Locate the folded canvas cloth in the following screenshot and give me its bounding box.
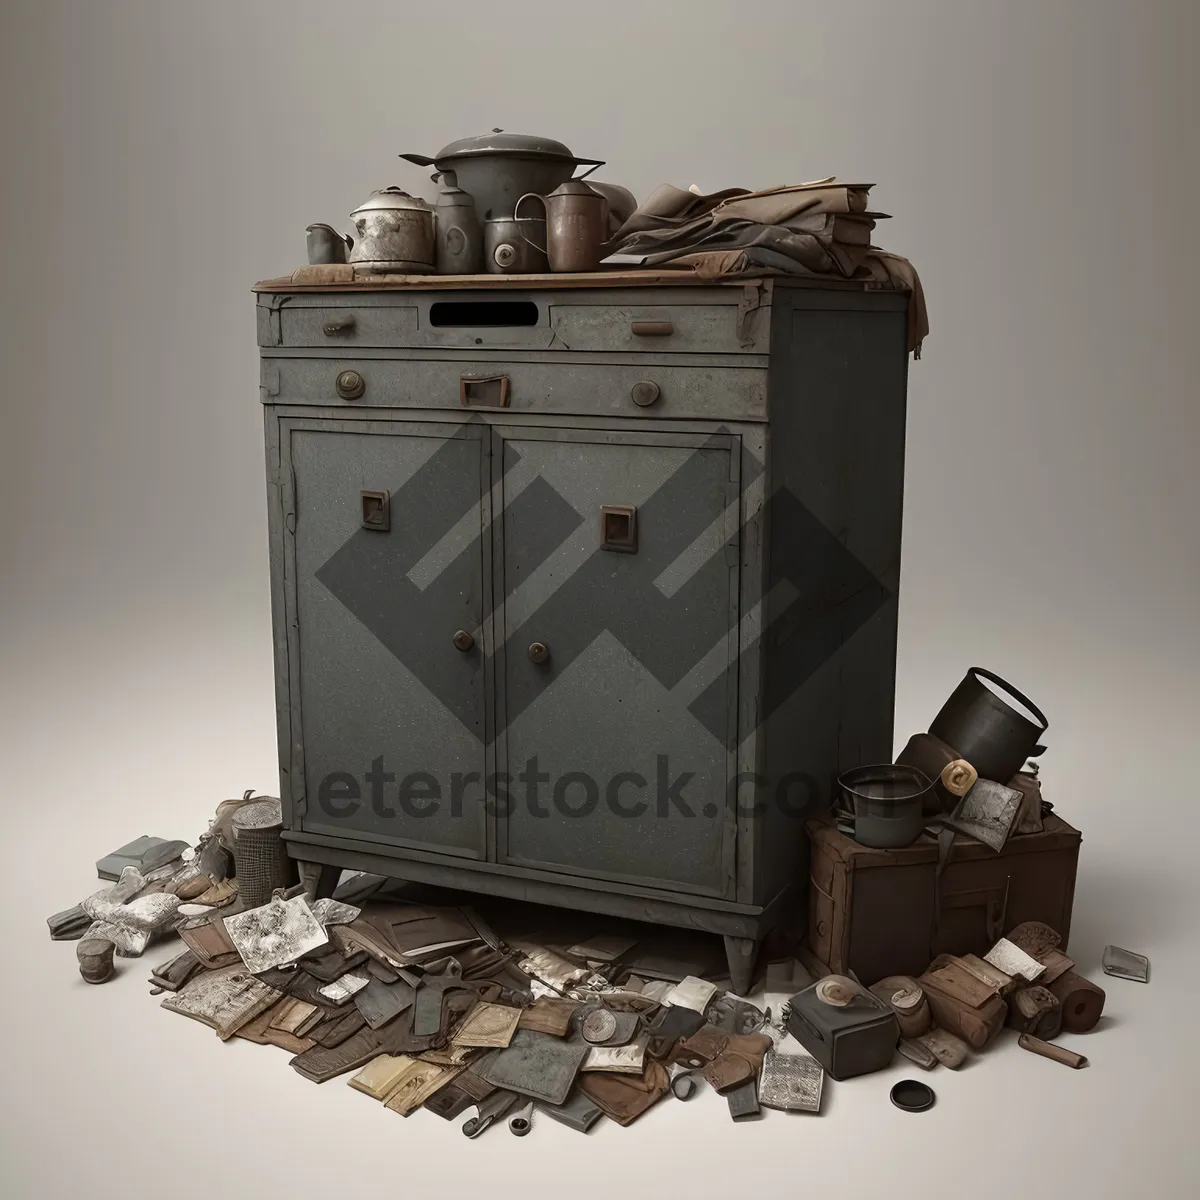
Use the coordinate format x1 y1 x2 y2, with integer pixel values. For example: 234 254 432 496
607 179 928 357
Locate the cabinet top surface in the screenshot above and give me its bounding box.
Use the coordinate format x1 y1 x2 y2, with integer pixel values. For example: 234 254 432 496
252 269 905 298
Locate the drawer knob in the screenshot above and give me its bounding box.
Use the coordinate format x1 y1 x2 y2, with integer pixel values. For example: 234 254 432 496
630 380 660 408
335 369 365 401
527 642 549 664
452 630 475 652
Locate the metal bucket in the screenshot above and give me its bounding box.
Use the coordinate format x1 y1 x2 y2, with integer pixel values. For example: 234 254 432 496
836 764 935 849
928 667 1048 783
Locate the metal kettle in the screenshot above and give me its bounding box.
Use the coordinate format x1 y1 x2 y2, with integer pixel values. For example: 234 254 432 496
434 170 482 275
514 180 609 272
348 187 436 273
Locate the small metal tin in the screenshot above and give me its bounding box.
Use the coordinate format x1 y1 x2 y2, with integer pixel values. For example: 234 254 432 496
890 1079 936 1113
1102 945 1150 983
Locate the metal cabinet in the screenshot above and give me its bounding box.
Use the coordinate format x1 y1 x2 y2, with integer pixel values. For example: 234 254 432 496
257 278 911 991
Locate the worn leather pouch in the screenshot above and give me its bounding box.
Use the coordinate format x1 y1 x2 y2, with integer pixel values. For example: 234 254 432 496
918 958 1007 1050
576 1059 670 1126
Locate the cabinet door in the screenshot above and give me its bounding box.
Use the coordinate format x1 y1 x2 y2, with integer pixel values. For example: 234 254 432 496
282 419 490 858
493 425 741 898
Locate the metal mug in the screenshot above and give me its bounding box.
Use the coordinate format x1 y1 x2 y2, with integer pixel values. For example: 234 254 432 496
484 216 548 274
514 180 608 272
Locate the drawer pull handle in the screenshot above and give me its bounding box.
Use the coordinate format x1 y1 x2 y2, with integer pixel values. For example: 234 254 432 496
630 380 660 408
360 490 389 531
336 369 366 401
460 374 510 408
528 642 549 664
631 320 674 337
323 315 357 336
452 630 475 652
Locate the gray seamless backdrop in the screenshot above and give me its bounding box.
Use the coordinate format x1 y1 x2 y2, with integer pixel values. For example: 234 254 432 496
1 2 1197 1198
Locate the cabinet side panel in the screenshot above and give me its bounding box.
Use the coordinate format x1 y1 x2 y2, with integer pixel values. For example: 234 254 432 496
757 295 909 905
263 407 294 822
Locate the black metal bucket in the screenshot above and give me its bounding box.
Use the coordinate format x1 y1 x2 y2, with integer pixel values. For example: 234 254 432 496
928 667 1048 783
836 764 936 849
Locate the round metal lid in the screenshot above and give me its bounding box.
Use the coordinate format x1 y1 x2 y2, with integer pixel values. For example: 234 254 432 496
232 798 283 831
351 187 432 214
434 130 577 161
582 1009 618 1044
890 1079 936 1113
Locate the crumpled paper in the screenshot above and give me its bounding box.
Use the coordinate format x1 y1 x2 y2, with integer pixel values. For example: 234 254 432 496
80 866 184 956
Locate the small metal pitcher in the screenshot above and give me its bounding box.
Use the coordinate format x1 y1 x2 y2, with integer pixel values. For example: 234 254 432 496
514 180 608 272
306 223 353 265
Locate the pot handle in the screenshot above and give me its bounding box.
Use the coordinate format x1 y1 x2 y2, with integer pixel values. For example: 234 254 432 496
513 193 548 254
399 152 436 166
570 158 606 181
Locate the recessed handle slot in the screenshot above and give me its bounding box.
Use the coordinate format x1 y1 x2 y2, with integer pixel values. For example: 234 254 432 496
631 320 674 337
460 375 510 408
601 505 638 554
430 301 539 327
360 490 390 531
323 315 357 336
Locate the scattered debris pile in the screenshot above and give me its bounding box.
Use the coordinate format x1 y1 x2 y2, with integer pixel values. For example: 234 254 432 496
47 789 1148 1134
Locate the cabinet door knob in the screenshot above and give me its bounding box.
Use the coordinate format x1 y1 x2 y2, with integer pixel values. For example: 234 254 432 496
453 630 475 652
335 369 365 400
527 642 549 664
630 380 660 408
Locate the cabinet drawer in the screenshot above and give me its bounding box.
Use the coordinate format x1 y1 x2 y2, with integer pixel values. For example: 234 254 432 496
278 304 419 346
263 356 767 421
549 303 768 354
258 288 771 355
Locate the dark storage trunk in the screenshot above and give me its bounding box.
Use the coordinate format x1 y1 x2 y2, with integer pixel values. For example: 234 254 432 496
806 815 1081 984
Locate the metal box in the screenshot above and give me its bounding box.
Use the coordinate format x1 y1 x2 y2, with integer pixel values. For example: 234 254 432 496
784 977 899 1080
255 274 911 991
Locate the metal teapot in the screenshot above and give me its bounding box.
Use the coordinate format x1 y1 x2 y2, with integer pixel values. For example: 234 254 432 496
514 180 609 272
349 187 436 274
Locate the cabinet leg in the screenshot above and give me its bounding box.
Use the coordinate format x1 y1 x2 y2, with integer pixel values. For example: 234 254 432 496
724 935 761 997
295 860 340 901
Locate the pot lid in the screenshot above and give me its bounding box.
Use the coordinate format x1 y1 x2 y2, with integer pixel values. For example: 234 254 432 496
432 130 578 161
352 187 432 214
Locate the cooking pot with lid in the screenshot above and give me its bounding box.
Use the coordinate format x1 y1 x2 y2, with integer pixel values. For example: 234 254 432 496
401 129 604 221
